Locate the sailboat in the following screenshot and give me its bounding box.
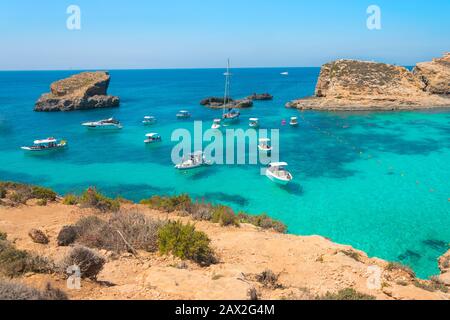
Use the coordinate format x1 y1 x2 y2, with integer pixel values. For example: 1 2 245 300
221 59 240 125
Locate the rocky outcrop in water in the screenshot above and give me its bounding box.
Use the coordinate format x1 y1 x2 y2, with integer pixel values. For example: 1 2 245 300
286 53 450 111
34 71 120 112
247 93 273 101
200 97 253 109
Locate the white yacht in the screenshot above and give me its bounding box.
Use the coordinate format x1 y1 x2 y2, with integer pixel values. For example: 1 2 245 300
176 110 191 119
221 59 240 124
175 151 212 170
249 118 259 128
258 138 272 152
290 116 299 127
281 72 289 76
211 119 221 130
265 162 293 185
21 138 67 153
144 133 162 144
143 116 156 125
82 118 123 130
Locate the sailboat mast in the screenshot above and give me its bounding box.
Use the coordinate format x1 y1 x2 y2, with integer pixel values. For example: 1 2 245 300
223 59 231 116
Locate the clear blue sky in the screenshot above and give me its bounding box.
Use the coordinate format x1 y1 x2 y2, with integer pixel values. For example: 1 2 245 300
1 0 449 70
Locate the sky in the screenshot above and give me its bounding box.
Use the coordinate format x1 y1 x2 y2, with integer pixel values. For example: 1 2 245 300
0 0 449 70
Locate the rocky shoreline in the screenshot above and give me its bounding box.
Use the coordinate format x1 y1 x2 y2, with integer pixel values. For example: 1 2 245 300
34 71 120 112
287 53 450 111
0 182 449 300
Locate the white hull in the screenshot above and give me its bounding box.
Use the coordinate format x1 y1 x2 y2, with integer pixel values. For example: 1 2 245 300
21 145 67 153
83 124 122 130
265 170 292 185
211 124 221 130
258 145 272 152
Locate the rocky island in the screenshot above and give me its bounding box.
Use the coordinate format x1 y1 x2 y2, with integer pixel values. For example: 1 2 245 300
200 93 272 109
286 53 450 111
34 71 120 112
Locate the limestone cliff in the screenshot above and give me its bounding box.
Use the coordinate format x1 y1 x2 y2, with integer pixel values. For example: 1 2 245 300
287 53 450 111
34 71 120 112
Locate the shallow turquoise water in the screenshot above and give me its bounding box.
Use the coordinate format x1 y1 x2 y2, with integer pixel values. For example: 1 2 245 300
0 69 449 278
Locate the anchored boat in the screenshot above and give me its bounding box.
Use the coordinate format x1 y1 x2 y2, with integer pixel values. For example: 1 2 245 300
221 59 240 125
290 116 299 127
249 118 259 128
143 116 157 125
176 110 191 119
175 151 212 170
144 133 162 144
82 118 123 130
21 138 67 153
211 119 221 130
258 138 272 153
265 162 293 185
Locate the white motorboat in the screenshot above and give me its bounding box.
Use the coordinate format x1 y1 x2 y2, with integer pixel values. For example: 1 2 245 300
258 138 272 152
21 138 67 153
265 162 293 185
249 118 259 128
175 151 212 170
281 72 289 76
82 118 123 130
176 110 191 119
144 133 162 144
290 116 299 127
211 119 221 130
143 116 157 125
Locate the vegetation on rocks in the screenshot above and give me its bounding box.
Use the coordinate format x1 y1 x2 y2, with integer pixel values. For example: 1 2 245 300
79 188 120 212
0 182 57 206
0 280 68 300
60 245 105 280
0 239 53 277
317 288 375 300
386 262 416 278
158 221 216 266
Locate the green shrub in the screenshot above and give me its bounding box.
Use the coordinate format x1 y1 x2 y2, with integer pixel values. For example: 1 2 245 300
158 221 215 266
0 187 6 199
237 212 287 233
79 188 120 212
0 231 6 241
31 186 57 201
0 240 53 277
211 205 239 227
36 199 47 206
141 194 192 213
386 262 416 278
63 194 79 205
317 288 375 300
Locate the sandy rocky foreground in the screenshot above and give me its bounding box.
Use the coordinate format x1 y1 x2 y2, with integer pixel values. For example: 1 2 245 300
0 201 449 300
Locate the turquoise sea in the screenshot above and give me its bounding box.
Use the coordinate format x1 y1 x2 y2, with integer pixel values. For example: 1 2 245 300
0 68 449 278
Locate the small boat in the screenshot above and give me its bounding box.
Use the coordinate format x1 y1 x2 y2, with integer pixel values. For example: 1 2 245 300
144 133 162 144
175 151 212 170
143 116 156 125
222 108 240 124
249 118 259 128
21 138 67 153
211 119 221 130
281 72 289 76
258 138 272 152
176 110 191 119
265 162 293 185
290 116 299 127
82 118 123 130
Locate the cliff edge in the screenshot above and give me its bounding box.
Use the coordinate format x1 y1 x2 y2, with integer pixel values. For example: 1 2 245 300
287 53 450 111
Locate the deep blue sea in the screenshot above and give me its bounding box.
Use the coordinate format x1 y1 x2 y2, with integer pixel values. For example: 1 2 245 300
0 68 449 278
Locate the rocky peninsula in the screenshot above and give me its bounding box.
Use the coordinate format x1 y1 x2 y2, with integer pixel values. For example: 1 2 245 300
0 182 449 300
287 53 450 111
200 93 272 109
34 71 120 112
